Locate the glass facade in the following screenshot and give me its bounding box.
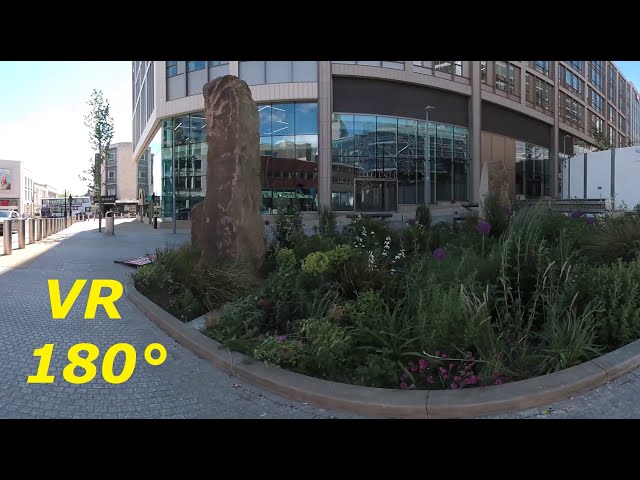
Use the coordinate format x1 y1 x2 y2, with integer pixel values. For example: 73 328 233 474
161 112 208 221
260 102 319 213
515 141 551 198
331 113 469 211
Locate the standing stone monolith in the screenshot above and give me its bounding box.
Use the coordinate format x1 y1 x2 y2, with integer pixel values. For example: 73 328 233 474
191 75 265 268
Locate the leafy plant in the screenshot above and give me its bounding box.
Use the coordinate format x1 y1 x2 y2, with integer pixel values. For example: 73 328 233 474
318 205 337 238
135 244 256 322
582 215 640 264
415 204 432 228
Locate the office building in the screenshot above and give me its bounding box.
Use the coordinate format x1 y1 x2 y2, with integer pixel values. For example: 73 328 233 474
131 61 640 219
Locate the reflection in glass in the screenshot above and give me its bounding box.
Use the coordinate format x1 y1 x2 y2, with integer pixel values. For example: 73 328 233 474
295 103 318 134
271 103 295 135
189 114 206 144
330 113 469 209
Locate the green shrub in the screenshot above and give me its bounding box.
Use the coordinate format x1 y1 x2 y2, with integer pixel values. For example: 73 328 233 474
582 215 640 264
318 205 337 238
134 244 256 322
416 204 432 227
301 251 331 274
253 335 304 367
274 205 303 248
326 244 354 267
204 294 266 350
298 317 353 378
574 260 640 348
353 349 402 388
343 215 392 249
288 231 336 262
482 191 509 237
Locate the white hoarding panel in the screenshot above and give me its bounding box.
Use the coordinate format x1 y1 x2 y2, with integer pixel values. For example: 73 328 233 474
568 155 584 199
586 149 611 199
614 147 640 210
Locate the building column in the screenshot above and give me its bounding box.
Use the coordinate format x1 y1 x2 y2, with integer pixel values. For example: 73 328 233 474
552 61 560 198
317 61 332 208
470 61 482 204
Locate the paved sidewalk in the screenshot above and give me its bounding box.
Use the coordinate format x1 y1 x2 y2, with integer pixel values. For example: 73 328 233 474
0 219 354 419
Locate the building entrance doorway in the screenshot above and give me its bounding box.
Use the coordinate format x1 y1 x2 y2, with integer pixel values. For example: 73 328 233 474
355 179 397 212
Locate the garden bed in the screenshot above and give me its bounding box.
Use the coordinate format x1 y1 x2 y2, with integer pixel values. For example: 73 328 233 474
134 196 640 392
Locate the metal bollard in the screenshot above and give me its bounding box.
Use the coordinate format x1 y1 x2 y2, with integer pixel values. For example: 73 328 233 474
17 219 25 249
153 216 158 229
28 219 35 244
37 219 42 241
3 219 11 255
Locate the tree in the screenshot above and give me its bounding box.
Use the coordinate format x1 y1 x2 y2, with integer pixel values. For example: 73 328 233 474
592 126 612 151
80 89 114 232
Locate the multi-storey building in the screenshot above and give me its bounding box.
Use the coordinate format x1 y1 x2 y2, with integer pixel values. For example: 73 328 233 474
131 61 640 220
0 159 34 215
99 142 138 215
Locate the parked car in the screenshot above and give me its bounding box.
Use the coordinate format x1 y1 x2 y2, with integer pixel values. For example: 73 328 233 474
0 210 20 236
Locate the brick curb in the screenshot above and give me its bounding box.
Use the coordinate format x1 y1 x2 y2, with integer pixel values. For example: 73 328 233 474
124 276 640 418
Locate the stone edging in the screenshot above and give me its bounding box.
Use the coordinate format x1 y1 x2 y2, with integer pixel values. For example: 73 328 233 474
124 276 640 418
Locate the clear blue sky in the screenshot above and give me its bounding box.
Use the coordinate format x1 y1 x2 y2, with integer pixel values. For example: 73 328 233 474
0 61 639 196
0 61 131 195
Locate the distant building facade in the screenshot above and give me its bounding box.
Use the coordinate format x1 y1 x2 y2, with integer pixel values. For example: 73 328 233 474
99 142 138 215
0 159 34 214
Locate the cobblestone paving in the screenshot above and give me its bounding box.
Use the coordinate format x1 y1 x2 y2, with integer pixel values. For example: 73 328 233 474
0 219 357 419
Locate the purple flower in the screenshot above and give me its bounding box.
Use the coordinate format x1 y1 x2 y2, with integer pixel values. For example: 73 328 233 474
454 376 461 382
570 211 585 219
442 373 449 380
495 379 503 385
418 359 428 371
469 375 478 385
426 376 434 384
441 353 448 359
264 220 270 226
450 383 458 390
585 216 595 225
476 221 491 236
432 248 446 260
408 218 417 226
278 335 287 343
400 382 408 389
401 373 408 382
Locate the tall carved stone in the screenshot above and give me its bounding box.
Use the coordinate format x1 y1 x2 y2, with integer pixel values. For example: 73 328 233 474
191 75 265 268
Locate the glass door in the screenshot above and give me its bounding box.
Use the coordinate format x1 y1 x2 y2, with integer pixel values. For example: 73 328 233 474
355 179 397 212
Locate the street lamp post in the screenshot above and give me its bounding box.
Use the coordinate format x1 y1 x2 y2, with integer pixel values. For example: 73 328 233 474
69 194 73 223
64 188 67 227
424 106 435 205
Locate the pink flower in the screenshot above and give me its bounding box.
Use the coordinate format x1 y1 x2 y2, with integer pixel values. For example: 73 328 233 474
435 351 441 357
278 335 287 342
410 365 418 372
454 376 461 382
470 375 478 385
450 384 458 390
427 376 434 384
495 379 503 385
418 359 427 371
400 382 408 389
439 367 447 374
442 374 449 380
441 353 448 359
401 373 408 382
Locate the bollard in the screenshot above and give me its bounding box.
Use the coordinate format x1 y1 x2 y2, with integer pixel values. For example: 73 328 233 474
17 219 25 249
153 216 158 229
105 215 115 235
43 219 47 238
37 218 42 241
3 219 12 255
29 219 35 244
